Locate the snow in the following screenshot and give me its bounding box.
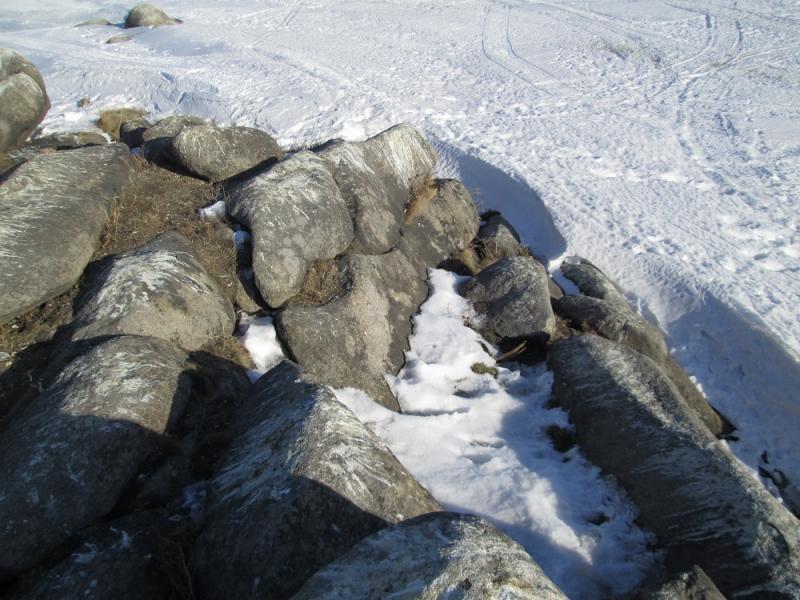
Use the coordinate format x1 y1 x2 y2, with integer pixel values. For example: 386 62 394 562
336 269 657 600
198 199 225 220
236 313 284 382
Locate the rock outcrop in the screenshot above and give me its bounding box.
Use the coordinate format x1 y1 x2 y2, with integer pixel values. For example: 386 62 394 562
0 144 134 325
0 49 50 154
192 361 440 599
124 3 178 28
0 336 190 573
141 115 205 164
291 513 568 600
70 231 235 350
548 335 800 598
170 124 283 182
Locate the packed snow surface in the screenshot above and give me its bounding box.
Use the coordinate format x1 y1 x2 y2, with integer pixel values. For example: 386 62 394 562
336 269 657 599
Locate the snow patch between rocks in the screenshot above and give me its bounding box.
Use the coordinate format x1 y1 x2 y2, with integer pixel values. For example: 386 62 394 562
237 313 284 382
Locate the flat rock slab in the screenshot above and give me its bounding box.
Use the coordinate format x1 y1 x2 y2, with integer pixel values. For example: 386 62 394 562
141 115 205 164
26 131 108 150
291 512 567 600
0 144 135 325
317 123 436 254
0 49 50 154
192 361 439 599
460 256 556 343
277 250 427 410
548 335 800 598
0 335 190 573
170 124 283 182
226 151 354 307
397 179 479 270
70 231 235 350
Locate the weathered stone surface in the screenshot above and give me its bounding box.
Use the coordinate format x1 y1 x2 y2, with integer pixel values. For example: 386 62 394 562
141 115 205 163
0 144 134 325
292 512 567 600
119 117 151 148
317 123 436 254
0 335 190 573
0 49 50 154
7 513 170 600
70 231 235 350
170 124 283 182
26 130 107 150
560 257 628 308
192 361 440 599
548 335 800 598
660 355 729 437
226 151 354 307
476 212 528 263
632 566 725 600
460 256 556 343
277 250 427 410
124 3 178 28
397 179 479 269
75 17 112 27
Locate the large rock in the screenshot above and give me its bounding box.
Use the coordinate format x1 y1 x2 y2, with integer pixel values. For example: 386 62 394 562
277 250 427 410
226 151 354 307
124 3 178 28
475 211 528 265
0 335 190 573
559 257 629 308
119 117 151 148
397 179 479 269
632 566 725 600
141 115 205 164
70 231 235 350
0 144 134 325
316 123 436 254
548 335 800 598
291 513 567 600
0 49 50 154
170 124 283 182
460 256 556 344
192 361 440 599
7 513 170 600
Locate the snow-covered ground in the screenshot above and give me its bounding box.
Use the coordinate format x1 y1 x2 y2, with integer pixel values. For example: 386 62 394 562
3 0 799 593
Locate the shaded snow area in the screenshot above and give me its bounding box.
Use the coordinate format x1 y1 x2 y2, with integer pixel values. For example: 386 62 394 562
336 270 657 600
236 313 284 382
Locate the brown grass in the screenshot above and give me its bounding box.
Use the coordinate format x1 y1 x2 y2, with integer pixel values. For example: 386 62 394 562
290 258 347 306
403 177 439 223
96 107 148 141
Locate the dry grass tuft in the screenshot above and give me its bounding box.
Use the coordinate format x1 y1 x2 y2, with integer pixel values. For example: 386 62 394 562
290 258 347 307
404 177 439 223
96 107 148 141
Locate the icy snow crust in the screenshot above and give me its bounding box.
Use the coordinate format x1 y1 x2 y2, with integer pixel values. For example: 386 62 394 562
336 270 657 599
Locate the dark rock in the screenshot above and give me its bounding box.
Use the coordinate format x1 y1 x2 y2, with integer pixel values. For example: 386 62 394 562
460 256 556 344
0 49 50 154
124 3 178 28
397 179 479 270
70 231 234 350
632 566 725 600
6 513 171 600
141 115 206 164
316 123 436 254
0 335 190 573
292 512 567 600
277 250 427 410
192 361 440 599
226 151 354 307
170 124 283 182
0 144 135 325
26 131 108 150
548 335 800 598
560 257 628 308
475 212 528 265
660 355 730 437
119 117 151 148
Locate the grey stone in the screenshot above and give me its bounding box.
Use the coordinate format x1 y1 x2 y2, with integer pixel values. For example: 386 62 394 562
26 130 108 150
476 212 528 263
0 49 50 154
460 256 556 343
192 361 440 599
660 355 729 437
0 335 190 573
397 179 479 270
317 123 436 254
277 250 427 410
560 257 629 308
106 34 133 44
170 124 283 182
124 3 178 28
0 144 135 325
291 512 567 600
75 17 113 27
119 117 151 148
226 151 354 307
70 231 235 350
7 513 170 600
633 566 725 600
548 335 800 598
141 115 206 164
